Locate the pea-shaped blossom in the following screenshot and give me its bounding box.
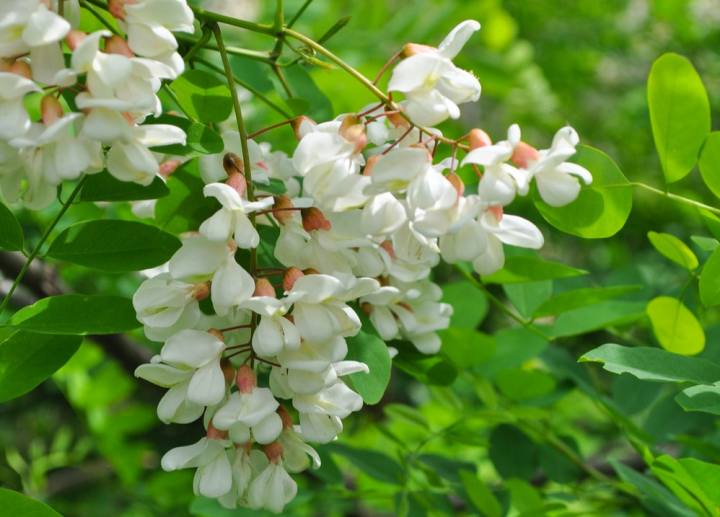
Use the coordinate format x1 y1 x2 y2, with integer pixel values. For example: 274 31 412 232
161 432 233 498
0 72 40 140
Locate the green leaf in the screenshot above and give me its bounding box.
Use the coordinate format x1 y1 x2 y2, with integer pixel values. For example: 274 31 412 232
459 470 502 517
417 454 475 484
482 256 586 284
0 488 61 517
549 300 646 338
699 247 720 307
496 368 556 401
647 231 699 270
676 383 720 415
439 328 495 368
79 171 169 202
691 236 719 252
47 220 180 272
281 66 334 120
580 343 720 384
699 132 720 199
442 281 488 329
391 341 458 386
648 53 710 183
323 443 403 485
503 280 552 318
611 461 696 517
647 296 705 355
477 327 547 378
256 178 287 195
155 165 219 234
0 201 23 251
7 295 140 335
488 424 538 480
651 455 719 515
533 285 643 317
170 70 232 123
534 146 632 238
345 331 391 405
150 116 225 156
0 329 81 402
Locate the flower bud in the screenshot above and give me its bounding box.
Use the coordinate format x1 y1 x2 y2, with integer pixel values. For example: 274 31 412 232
272 195 295 224
207 422 228 440
8 60 31 79
105 35 134 58
108 0 127 20
446 172 464 198
192 282 210 301
282 267 304 292
236 365 256 393
363 154 381 176
488 205 504 222
65 30 86 51
401 42 435 57
254 278 276 298
223 152 244 176
301 207 331 232
41 95 63 126
277 405 293 429
221 359 235 385
159 159 182 178
291 115 315 140
468 128 492 149
226 172 247 197
380 240 395 259
264 442 284 463
511 142 539 169
360 302 373 315
208 328 225 342
339 115 367 153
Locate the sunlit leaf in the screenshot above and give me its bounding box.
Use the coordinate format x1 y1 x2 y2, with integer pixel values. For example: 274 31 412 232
699 247 720 307
647 231 698 270
646 296 705 355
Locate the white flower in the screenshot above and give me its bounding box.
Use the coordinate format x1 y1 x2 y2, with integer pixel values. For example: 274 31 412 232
293 381 363 441
217 449 268 509
200 183 274 248
0 72 40 140
279 427 321 473
213 387 283 445
361 192 407 236
388 20 481 126
161 436 233 498
406 166 458 237
248 461 297 513
366 146 431 194
526 126 592 207
297 412 343 443
242 296 300 357
132 273 203 330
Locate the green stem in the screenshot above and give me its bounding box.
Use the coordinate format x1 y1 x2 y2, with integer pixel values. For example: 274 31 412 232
0 177 87 314
631 182 720 215
177 33 274 64
287 0 314 27
180 28 212 64
192 6 275 35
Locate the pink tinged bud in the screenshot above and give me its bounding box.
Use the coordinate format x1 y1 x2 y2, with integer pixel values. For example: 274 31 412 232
221 359 235 385
387 110 409 128
272 195 295 224
360 302 372 315
447 172 464 199
488 205 504 222
226 173 247 197
0 59 10 72
66 30 87 51
363 155 381 176
339 115 367 153
223 152 244 176
380 240 395 259
41 95 63 126
121 112 136 125
105 35 134 58
192 282 210 301
108 0 127 19
208 328 225 342
511 142 540 169
159 159 182 178
207 422 228 440
282 267 304 292
254 277 276 298
236 365 256 393
469 128 492 150
291 115 315 140
8 60 32 79
277 405 293 429
301 207 331 232
401 42 436 57
264 442 284 463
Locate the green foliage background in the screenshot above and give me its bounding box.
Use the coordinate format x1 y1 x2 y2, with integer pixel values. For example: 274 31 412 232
3 0 720 515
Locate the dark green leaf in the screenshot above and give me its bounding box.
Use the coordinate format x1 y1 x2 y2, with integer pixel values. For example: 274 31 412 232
256 178 287 195
477 327 547 378
676 383 720 415
503 281 552 318
611 461 695 517
282 65 334 120
580 343 720 384
0 488 61 517
323 442 403 485
7 295 140 335
549 300 645 337
155 165 219 234
345 331 391 405
699 132 720 199
488 424 538 480
442 281 488 329
699 247 720 307
648 53 710 183
0 201 23 251
439 328 495 368
392 341 458 385
79 171 169 202
417 454 475 484
0 329 81 402
533 285 643 317
482 256 586 284
496 368 556 401
459 470 502 517
149 115 224 156
47 220 180 272
170 70 232 123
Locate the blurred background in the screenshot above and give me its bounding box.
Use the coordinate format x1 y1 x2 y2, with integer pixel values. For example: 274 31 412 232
3 0 720 515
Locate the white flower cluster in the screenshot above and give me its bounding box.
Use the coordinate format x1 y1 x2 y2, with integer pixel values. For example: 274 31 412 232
132 20 592 513
0 0 193 209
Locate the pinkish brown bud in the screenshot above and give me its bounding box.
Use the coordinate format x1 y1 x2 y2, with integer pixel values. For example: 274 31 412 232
488 205 504 222
387 109 409 128
339 115 367 153
207 423 228 440
41 95 63 126
226 172 247 197
236 365 256 393
8 60 31 79
301 207 331 232
511 142 540 169
254 278 276 298
282 267 304 292
360 302 373 315
159 159 182 178
272 195 295 224
221 359 235 385
208 328 225 342
363 155 381 176
105 35 134 57
468 128 492 150
65 30 87 51
223 152 244 176
446 172 464 198
380 240 395 259
303 268 320 275
192 282 210 301
277 405 293 429
264 442 284 463
401 42 435 57
291 115 315 141
108 0 127 20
